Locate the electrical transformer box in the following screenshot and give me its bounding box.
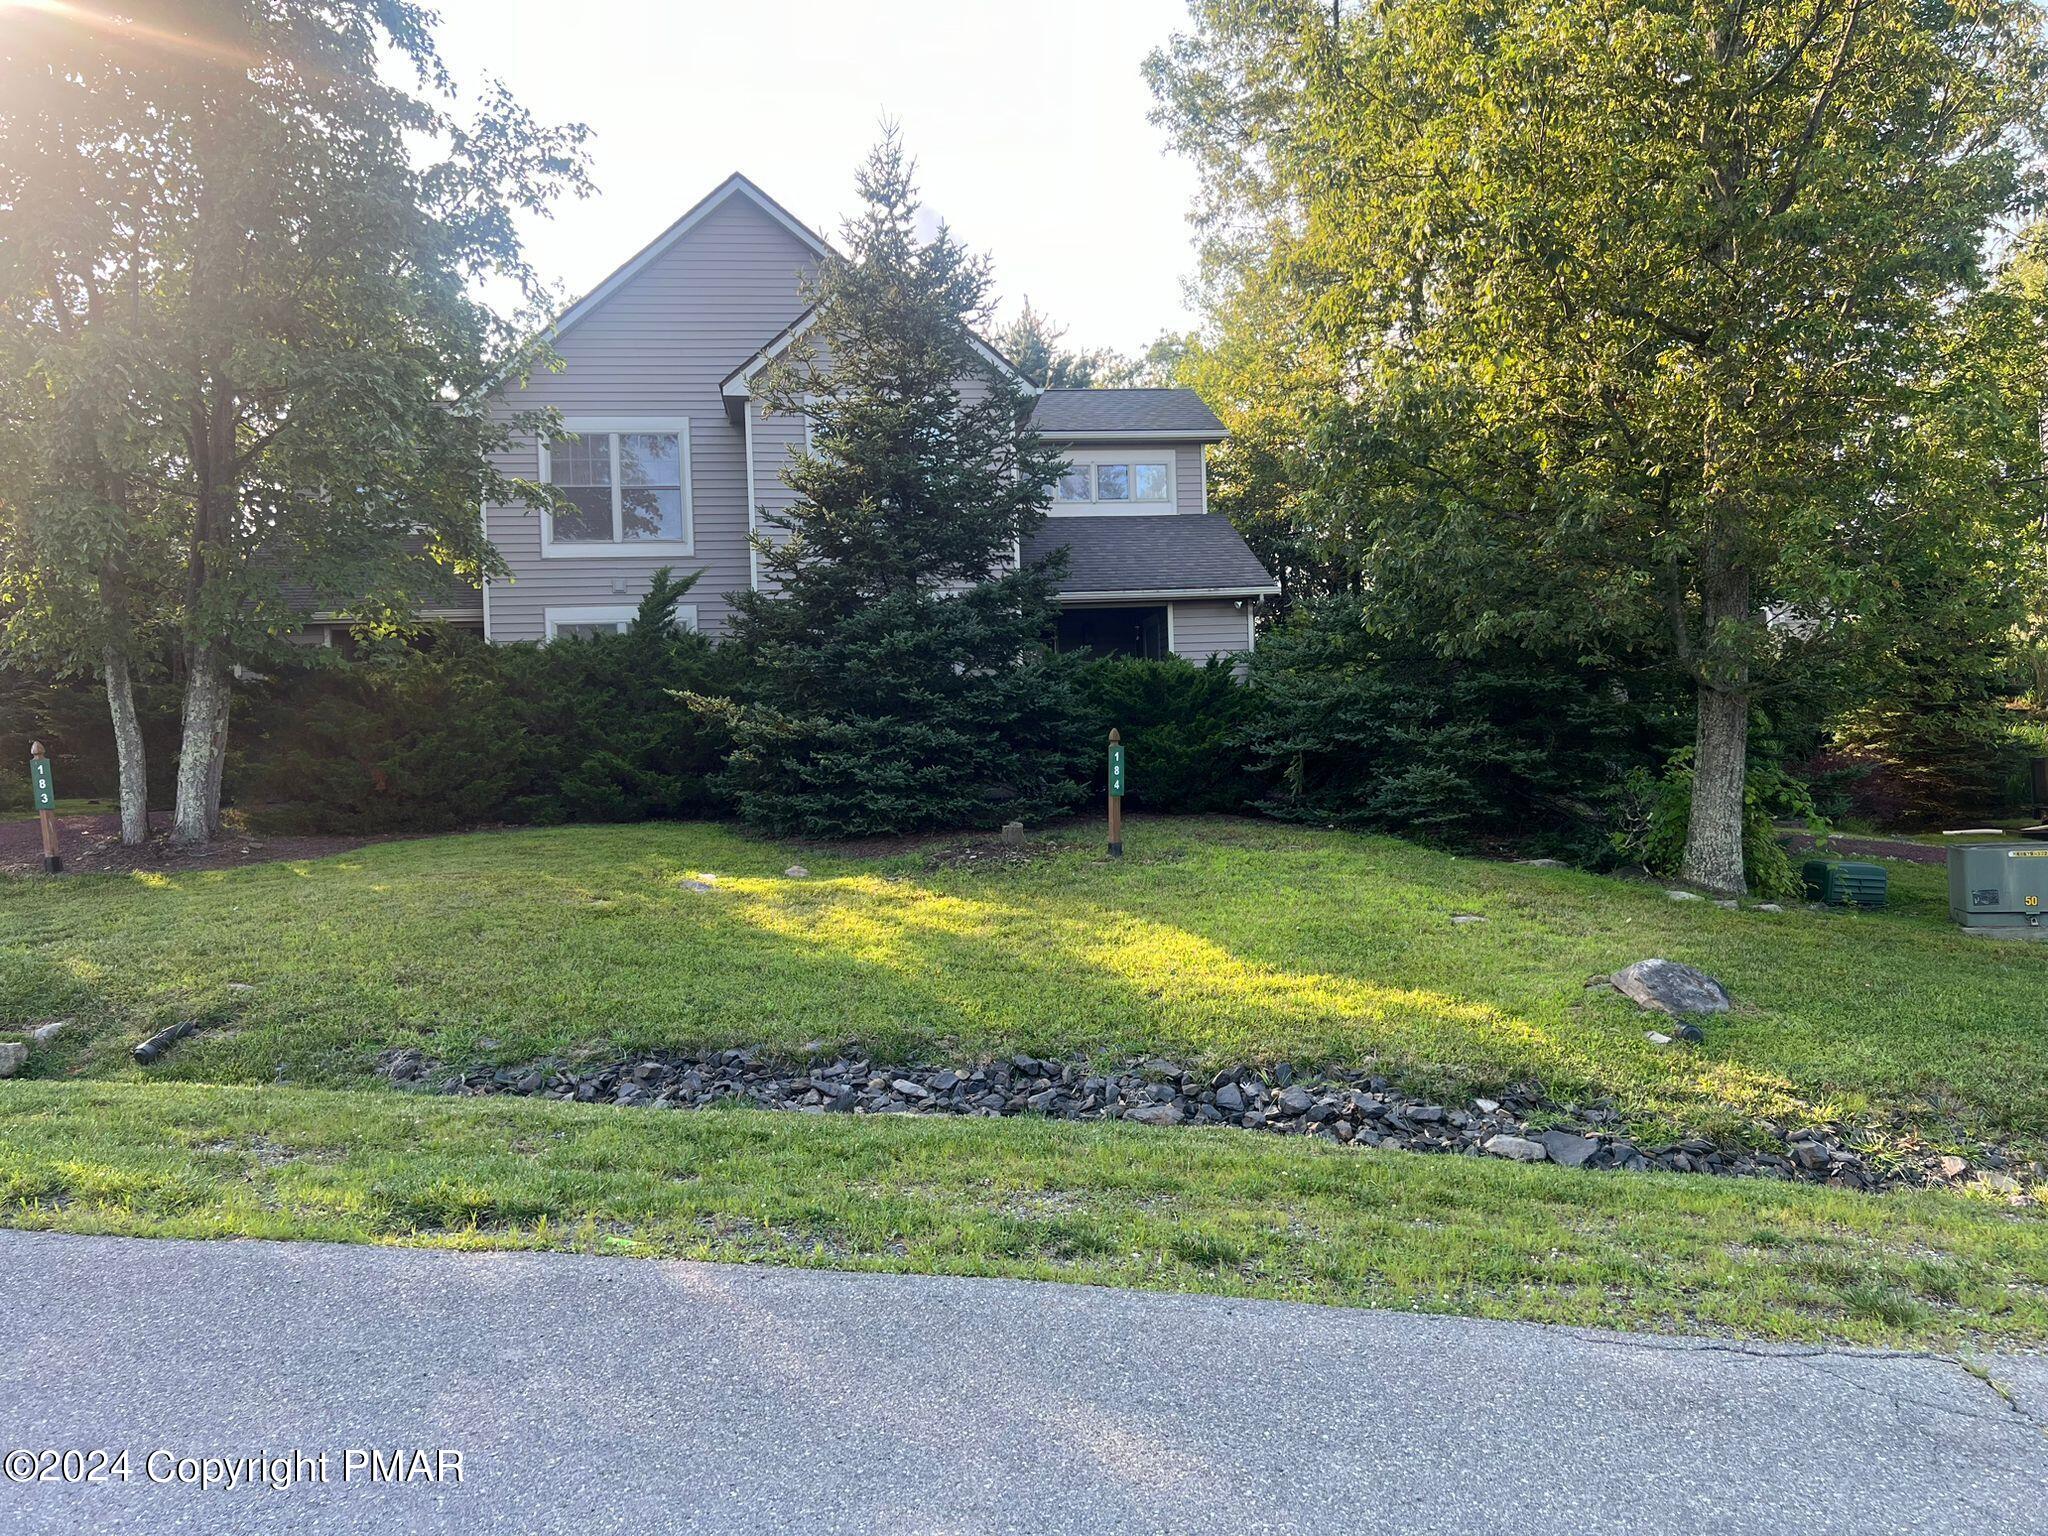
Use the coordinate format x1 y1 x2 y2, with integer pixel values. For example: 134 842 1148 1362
1948 843 2048 931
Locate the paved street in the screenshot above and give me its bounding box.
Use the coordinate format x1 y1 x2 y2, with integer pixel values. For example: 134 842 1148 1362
0 1230 2041 1534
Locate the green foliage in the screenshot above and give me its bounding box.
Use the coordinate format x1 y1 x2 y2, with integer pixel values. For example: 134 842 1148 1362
0 0 591 834
0 667 179 806
1150 0 2048 887
1620 751 1828 900
991 299 1137 390
236 574 737 831
708 133 1091 837
1239 597 1682 859
1071 657 1258 814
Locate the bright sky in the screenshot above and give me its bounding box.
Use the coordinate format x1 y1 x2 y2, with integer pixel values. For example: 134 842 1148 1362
426 0 1205 356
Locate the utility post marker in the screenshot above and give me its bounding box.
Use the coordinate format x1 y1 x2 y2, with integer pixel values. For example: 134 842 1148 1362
29 741 61 873
1106 728 1125 859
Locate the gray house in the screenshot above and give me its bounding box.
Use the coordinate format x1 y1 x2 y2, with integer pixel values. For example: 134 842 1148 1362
297 174 1277 660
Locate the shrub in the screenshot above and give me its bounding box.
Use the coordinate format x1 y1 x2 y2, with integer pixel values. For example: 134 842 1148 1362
1070 656 1258 814
1238 596 1681 860
1614 750 1828 899
698 587 1093 840
235 573 740 832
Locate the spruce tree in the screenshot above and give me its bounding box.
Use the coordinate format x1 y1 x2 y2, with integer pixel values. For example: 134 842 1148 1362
707 132 1089 838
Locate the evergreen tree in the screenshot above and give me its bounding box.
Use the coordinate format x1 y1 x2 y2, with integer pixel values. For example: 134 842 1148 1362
993 299 1136 390
703 132 1090 837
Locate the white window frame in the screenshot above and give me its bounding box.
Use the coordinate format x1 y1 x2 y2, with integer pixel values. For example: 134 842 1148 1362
543 603 698 641
538 417 694 558
1047 450 1177 516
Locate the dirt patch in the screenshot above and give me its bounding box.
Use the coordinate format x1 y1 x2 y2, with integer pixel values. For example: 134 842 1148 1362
1778 831 1952 867
0 809 431 877
923 836 1064 872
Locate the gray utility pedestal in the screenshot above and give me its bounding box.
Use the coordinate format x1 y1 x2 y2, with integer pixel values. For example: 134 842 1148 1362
1949 842 2048 934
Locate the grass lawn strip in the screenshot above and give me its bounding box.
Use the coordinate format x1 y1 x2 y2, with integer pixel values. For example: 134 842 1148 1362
1 1079 2043 1349
4 819 2045 1152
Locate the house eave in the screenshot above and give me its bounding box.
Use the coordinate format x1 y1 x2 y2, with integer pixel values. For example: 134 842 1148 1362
1056 585 1279 603
720 305 1037 422
1041 429 1229 445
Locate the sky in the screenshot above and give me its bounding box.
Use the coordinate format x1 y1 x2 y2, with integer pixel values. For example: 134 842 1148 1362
424 0 1207 356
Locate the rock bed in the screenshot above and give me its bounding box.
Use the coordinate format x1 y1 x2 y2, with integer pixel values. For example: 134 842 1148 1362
378 1047 2038 1198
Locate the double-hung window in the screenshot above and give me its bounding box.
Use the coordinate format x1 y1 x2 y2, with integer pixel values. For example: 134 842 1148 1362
1051 453 1174 512
540 419 693 556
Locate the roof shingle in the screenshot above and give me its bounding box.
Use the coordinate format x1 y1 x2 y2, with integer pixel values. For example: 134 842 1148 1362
1023 515 1278 597
1029 388 1227 438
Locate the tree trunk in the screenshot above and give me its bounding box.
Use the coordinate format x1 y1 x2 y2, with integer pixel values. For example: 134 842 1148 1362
1681 680 1750 894
171 646 231 844
102 648 149 846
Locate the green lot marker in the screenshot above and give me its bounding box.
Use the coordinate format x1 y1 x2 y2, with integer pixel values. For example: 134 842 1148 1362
1107 729 1125 858
29 741 61 873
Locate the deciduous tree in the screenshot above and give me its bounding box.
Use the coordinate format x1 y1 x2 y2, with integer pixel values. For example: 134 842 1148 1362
0 0 589 842
1151 0 2048 890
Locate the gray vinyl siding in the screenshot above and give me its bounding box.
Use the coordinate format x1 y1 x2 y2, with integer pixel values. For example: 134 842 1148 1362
482 193 818 640
749 359 1000 595
1169 599 1254 665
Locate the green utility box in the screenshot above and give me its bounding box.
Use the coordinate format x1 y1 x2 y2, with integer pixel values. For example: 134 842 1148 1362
1802 859 1888 908
1949 843 2048 932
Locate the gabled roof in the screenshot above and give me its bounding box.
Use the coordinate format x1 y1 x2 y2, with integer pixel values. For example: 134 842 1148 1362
1023 514 1279 599
552 173 830 338
720 304 1033 418
1030 388 1228 441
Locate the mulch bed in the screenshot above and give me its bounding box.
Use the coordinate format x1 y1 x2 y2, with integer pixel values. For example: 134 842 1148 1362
0 809 396 877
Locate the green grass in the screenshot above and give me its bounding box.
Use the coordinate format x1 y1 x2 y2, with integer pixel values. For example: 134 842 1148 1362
3 817 2044 1150
1 1078 2042 1347
4 816 2045 1343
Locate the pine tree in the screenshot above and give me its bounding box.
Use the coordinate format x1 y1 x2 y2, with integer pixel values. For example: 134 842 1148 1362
705 132 1090 838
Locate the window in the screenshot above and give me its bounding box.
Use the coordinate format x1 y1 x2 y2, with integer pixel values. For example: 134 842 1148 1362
540 420 692 555
1055 606 1169 660
544 603 698 641
1048 454 1174 512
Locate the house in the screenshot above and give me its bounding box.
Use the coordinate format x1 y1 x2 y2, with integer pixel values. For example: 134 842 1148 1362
294 174 1278 660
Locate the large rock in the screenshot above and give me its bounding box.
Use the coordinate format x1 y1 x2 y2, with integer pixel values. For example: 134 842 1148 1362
1483 1133 1549 1162
1610 959 1730 1017
1538 1129 1600 1168
0 1042 27 1078
1125 1102 1184 1127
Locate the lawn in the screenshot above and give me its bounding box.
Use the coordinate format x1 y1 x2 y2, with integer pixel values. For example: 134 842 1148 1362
5 815 2046 1345
2 816 2044 1149
2 1079 2044 1347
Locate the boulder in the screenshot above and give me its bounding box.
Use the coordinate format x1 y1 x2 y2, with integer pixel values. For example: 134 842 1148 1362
783 866 810 879
1483 1133 1549 1163
1538 1129 1599 1168
27 1019 70 1046
0 1042 26 1079
1610 958 1730 1017
1125 1102 1184 1127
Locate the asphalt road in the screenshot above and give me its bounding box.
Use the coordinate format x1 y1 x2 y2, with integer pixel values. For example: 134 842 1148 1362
0 1230 2042 1535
